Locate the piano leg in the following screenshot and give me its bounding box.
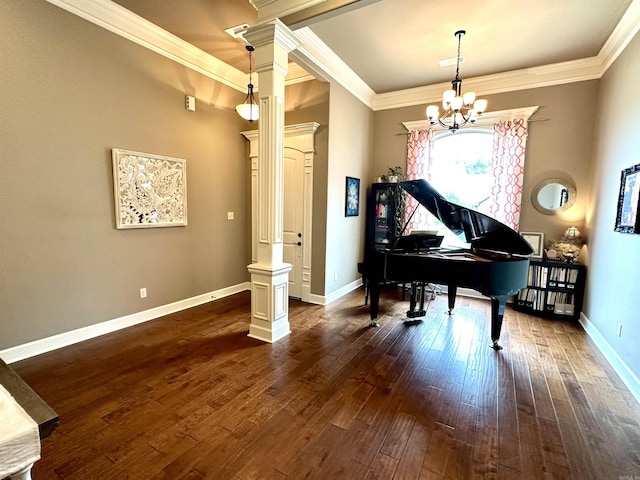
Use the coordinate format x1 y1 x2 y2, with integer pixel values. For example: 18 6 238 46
489 296 507 350
363 277 369 305
368 281 381 327
447 284 457 315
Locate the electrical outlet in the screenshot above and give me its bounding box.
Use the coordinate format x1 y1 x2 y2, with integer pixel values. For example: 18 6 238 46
617 323 623 337
227 212 234 220
185 95 195 111
140 288 147 299
334 273 338 281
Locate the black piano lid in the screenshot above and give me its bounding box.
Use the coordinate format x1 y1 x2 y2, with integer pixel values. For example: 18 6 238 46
399 179 534 256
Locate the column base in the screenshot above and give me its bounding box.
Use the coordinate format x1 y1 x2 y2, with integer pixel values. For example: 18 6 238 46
247 262 292 343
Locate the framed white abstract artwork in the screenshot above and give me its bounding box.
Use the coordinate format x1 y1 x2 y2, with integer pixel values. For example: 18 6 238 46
112 148 187 229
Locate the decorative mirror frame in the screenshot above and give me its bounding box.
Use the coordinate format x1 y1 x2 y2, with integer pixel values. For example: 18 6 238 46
531 177 576 215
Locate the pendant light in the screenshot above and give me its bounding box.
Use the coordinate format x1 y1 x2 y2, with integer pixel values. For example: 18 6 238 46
236 45 259 122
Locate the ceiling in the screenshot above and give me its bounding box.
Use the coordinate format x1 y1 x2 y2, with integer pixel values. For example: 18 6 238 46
107 0 637 97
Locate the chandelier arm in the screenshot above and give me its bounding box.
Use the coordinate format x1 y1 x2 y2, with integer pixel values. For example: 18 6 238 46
436 108 470 130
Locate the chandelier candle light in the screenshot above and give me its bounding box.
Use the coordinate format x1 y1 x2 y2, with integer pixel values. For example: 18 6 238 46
426 30 487 131
236 45 259 122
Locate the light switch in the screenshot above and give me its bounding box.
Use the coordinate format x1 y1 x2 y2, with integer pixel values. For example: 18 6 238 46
227 212 234 220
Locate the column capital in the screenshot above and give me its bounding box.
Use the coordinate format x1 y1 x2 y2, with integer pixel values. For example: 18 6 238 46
244 19 300 53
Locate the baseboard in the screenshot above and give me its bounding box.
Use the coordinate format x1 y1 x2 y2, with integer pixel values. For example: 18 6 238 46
1 282 251 364
307 293 326 305
305 278 363 306
579 312 640 406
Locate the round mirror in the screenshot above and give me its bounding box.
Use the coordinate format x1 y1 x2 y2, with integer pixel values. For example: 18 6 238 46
532 178 576 215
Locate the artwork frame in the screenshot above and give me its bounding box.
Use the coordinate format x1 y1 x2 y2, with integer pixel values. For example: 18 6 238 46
345 176 360 217
112 148 187 229
521 231 544 258
614 163 640 234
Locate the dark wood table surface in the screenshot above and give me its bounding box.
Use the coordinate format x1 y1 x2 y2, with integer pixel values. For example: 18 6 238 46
0 358 58 439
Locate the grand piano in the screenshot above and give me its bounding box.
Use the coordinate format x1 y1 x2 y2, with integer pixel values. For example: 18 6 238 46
357 179 534 350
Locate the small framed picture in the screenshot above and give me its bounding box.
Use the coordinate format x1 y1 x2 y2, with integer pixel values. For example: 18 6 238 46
520 232 544 258
345 176 360 217
614 163 640 234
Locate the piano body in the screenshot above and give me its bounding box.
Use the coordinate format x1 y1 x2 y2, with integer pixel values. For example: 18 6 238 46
357 179 534 350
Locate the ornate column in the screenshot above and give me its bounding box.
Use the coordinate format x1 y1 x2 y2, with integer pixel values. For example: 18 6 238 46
243 20 300 342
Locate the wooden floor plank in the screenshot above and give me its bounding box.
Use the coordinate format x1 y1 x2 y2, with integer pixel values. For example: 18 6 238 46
8 288 639 480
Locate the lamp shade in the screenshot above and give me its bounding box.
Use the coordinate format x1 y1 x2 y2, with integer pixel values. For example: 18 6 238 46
463 91 476 105
426 105 439 121
473 99 487 114
235 103 259 121
560 226 583 245
450 96 463 111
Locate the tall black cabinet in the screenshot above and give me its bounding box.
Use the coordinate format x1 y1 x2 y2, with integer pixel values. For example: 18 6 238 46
364 182 405 251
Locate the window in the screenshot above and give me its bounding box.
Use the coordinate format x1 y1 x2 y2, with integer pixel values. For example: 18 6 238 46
430 129 494 216
428 129 494 247
404 107 538 238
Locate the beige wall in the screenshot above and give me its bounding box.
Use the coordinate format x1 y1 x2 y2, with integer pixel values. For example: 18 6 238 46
586 29 640 378
325 83 373 295
284 81 331 295
0 1 251 349
372 81 599 243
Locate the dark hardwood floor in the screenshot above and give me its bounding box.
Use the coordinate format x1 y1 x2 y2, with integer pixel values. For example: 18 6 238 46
10 287 640 479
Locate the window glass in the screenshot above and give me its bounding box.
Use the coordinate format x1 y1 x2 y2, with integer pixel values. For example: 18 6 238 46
430 129 493 215
428 129 493 247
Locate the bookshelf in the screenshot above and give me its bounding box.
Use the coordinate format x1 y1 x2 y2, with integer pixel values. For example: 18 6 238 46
514 259 586 320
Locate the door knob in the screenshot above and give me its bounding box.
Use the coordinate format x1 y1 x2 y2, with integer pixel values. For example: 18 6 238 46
291 241 302 246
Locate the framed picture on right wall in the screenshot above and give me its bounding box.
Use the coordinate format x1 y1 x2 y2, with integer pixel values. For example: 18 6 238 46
614 163 640 234
520 231 544 258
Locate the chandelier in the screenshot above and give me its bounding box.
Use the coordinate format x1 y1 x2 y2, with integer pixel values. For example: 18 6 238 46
235 45 259 122
426 30 487 131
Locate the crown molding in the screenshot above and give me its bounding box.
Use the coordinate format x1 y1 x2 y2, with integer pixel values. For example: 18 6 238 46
599 0 640 71
293 27 376 106
46 0 314 92
46 0 640 110
371 56 604 111
245 18 300 52
252 0 326 23
286 63 317 85
46 0 250 92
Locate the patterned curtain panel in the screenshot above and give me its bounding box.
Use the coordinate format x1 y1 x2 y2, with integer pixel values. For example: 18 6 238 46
405 129 434 231
489 119 528 230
